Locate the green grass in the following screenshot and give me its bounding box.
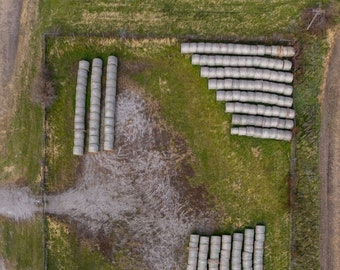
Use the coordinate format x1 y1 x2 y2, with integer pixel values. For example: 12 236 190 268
46 217 114 270
0 217 43 269
45 37 291 269
40 0 323 37
0 91 43 192
291 35 329 270
37 0 335 269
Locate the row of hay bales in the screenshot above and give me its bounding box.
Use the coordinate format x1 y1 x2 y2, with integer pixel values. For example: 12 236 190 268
201 67 293 83
208 79 293 96
73 56 118 156
192 55 292 70
103 56 118 151
187 225 266 270
181 42 295 141
181 43 295 57
216 90 293 107
73 60 90 156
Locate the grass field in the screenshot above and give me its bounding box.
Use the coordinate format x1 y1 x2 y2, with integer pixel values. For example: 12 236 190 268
40 0 333 268
0 93 43 192
45 36 290 269
40 0 321 37
1 0 335 268
0 216 43 269
291 35 329 269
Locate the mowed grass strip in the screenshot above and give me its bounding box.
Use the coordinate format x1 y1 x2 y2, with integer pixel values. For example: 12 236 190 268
0 92 43 192
46 37 290 269
0 217 43 269
292 35 329 270
40 0 323 36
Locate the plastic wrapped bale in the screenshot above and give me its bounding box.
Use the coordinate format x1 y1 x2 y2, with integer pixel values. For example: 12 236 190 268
73 60 90 156
187 234 200 270
198 236 209 270
88 58 103 153
104 55 118 151
202 67 293 83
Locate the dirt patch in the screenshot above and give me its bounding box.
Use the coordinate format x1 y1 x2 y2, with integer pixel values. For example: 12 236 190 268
46 88 216 270
302 6 336 35
319 27 340 270
0 187 39 221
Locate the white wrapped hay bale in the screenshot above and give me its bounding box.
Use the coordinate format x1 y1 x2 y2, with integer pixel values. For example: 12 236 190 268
88 58 103 153
104 55 118 151
181 42 295 57
230 126 292 141
187 234 199 270
191 54 292 70
201 67 293 83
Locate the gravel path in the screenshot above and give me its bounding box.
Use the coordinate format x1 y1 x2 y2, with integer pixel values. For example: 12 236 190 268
320 29 340 270
0 187 39 221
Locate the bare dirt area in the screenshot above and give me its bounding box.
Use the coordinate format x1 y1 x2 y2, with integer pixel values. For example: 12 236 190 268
46 89 216 270
320 28 340 270
0 187 39 221
0 0 40 182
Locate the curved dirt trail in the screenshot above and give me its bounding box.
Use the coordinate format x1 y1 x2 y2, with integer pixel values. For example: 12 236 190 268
320 29 340 270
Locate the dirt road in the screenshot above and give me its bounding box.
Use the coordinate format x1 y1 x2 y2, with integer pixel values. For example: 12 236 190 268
320 29 340 270
0 0 22 128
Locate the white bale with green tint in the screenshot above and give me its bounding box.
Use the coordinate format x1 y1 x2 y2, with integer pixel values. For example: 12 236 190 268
73 60 90 156
187 234 199 269
208 79 293 96
232 114 294 130
181 42 295 57
104 56 118 151
209 236 221 261
225 102 295 119
231 127 292 141
198 236 209 270
201 67 293 83
88 58 103 153
191 54 292 70
217 90 293 107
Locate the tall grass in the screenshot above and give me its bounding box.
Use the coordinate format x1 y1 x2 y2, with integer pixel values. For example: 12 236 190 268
38 0 334 269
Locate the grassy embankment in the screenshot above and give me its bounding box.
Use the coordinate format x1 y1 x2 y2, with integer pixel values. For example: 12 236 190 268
0 0 44 269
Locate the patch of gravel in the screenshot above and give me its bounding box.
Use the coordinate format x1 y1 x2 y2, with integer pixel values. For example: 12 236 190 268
0 187 39 221
46 89 215 269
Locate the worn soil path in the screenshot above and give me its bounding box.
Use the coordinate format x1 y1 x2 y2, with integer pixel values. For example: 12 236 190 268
0 0 22 130
320 28 340 270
